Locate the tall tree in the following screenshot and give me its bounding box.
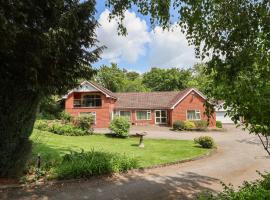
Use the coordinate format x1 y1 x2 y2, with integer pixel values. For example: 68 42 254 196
94 63 126 92
142 67 192 91
0 0 101 177
106 0 270 155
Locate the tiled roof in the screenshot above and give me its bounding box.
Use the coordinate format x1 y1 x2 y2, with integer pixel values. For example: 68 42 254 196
89 81 117 99
114 88 192 109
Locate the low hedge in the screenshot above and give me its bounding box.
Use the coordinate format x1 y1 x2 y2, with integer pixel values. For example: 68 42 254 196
54 150 138 179
193 120 208 130
34 120 91 136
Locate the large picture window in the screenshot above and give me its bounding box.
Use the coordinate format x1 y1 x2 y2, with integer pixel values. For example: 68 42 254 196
82 95 101 107
136 110 151 120
187 110 201 120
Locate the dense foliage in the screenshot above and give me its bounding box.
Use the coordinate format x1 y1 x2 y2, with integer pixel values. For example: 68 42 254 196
37 96 63 120
73 115 95 132
194 136 215 149
142 67 192 91
173 121 186 131
34 119 94 136
193 120 208 130
216 121 222 129
94 63 208 92
109 116 131 137
0 0 101 177
198 172 270 200
54 150 138 179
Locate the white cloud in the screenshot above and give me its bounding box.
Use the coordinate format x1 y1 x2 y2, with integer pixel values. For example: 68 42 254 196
97 10 199 69
148 25 199 68
96 9 150 63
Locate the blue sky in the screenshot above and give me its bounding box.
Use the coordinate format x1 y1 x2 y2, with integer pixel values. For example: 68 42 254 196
93 1 198 73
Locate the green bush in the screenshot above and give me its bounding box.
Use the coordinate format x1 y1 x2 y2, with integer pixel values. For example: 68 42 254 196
198 172 270 200
73 115 94 133
109 116 130 137
184 120 196 129
193 120 208 130
51 123 87 136
54 150 138 179
34 120 51 131
216 121 222 128
59 111 73 123
194 136 215 148
173 120 185 130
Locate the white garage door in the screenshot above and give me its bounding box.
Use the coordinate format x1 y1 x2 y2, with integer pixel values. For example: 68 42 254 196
216 111 233 124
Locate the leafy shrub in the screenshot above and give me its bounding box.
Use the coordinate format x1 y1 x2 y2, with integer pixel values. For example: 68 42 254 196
194 136 215 148
184 120 196 129
216 121 222 128
34 120 50 131
54 150 138 179
109 116 130 137
73 115 94 133
51 123 87 136
193 120 208 130
198 172 270 200
173 120 185 130
59 111 72 123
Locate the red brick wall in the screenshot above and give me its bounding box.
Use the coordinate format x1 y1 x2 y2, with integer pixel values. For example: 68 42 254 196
65 92 116 128
170 92 216 127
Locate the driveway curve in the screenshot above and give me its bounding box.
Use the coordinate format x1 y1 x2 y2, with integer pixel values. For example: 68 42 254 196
1 125 270 200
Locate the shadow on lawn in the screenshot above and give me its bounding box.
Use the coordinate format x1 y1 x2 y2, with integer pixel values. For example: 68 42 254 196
1 171 219 200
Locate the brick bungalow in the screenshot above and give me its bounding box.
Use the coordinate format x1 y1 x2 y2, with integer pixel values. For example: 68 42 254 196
63 81 216 128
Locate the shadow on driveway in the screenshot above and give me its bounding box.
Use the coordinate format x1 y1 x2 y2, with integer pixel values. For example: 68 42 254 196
0 171 219 200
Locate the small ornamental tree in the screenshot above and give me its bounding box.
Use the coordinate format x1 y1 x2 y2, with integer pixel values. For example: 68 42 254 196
0 0 102 177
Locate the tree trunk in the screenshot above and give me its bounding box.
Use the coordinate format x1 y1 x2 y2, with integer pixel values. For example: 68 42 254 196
0 87 40 178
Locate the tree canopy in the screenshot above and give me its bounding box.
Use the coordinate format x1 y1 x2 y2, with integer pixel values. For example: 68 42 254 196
0 0 101 177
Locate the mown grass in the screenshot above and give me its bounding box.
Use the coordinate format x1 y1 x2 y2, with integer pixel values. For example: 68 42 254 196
31 129 211 169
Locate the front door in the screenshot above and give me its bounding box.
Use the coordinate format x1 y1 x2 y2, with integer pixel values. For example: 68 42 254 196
155 110 167 124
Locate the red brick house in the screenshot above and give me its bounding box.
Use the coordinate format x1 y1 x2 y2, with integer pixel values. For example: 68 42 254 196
63 81 216 128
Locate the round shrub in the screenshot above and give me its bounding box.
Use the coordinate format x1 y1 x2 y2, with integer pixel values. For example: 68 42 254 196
184 120 196 129
73 115 94 133
194 136 215 148
193 120 208 130
216 121 222 128
173 120 185 130
109 116 130 137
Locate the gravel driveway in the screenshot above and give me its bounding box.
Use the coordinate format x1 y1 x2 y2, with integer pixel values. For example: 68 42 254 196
1 125 270 200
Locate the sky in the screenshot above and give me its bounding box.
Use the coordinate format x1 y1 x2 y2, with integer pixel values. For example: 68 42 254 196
93 1 200 73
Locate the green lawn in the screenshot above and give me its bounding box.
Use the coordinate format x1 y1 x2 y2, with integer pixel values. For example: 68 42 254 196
31 129 211 168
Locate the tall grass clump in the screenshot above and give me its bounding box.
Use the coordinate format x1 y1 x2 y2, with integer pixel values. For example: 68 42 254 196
54 150 138 179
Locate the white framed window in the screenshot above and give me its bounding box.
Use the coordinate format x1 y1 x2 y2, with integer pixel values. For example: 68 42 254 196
80 112 96 124
187 110 201 120
136 110 151 120
114 110 131 119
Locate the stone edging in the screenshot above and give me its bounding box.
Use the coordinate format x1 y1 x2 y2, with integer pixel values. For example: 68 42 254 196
0 148 217 190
